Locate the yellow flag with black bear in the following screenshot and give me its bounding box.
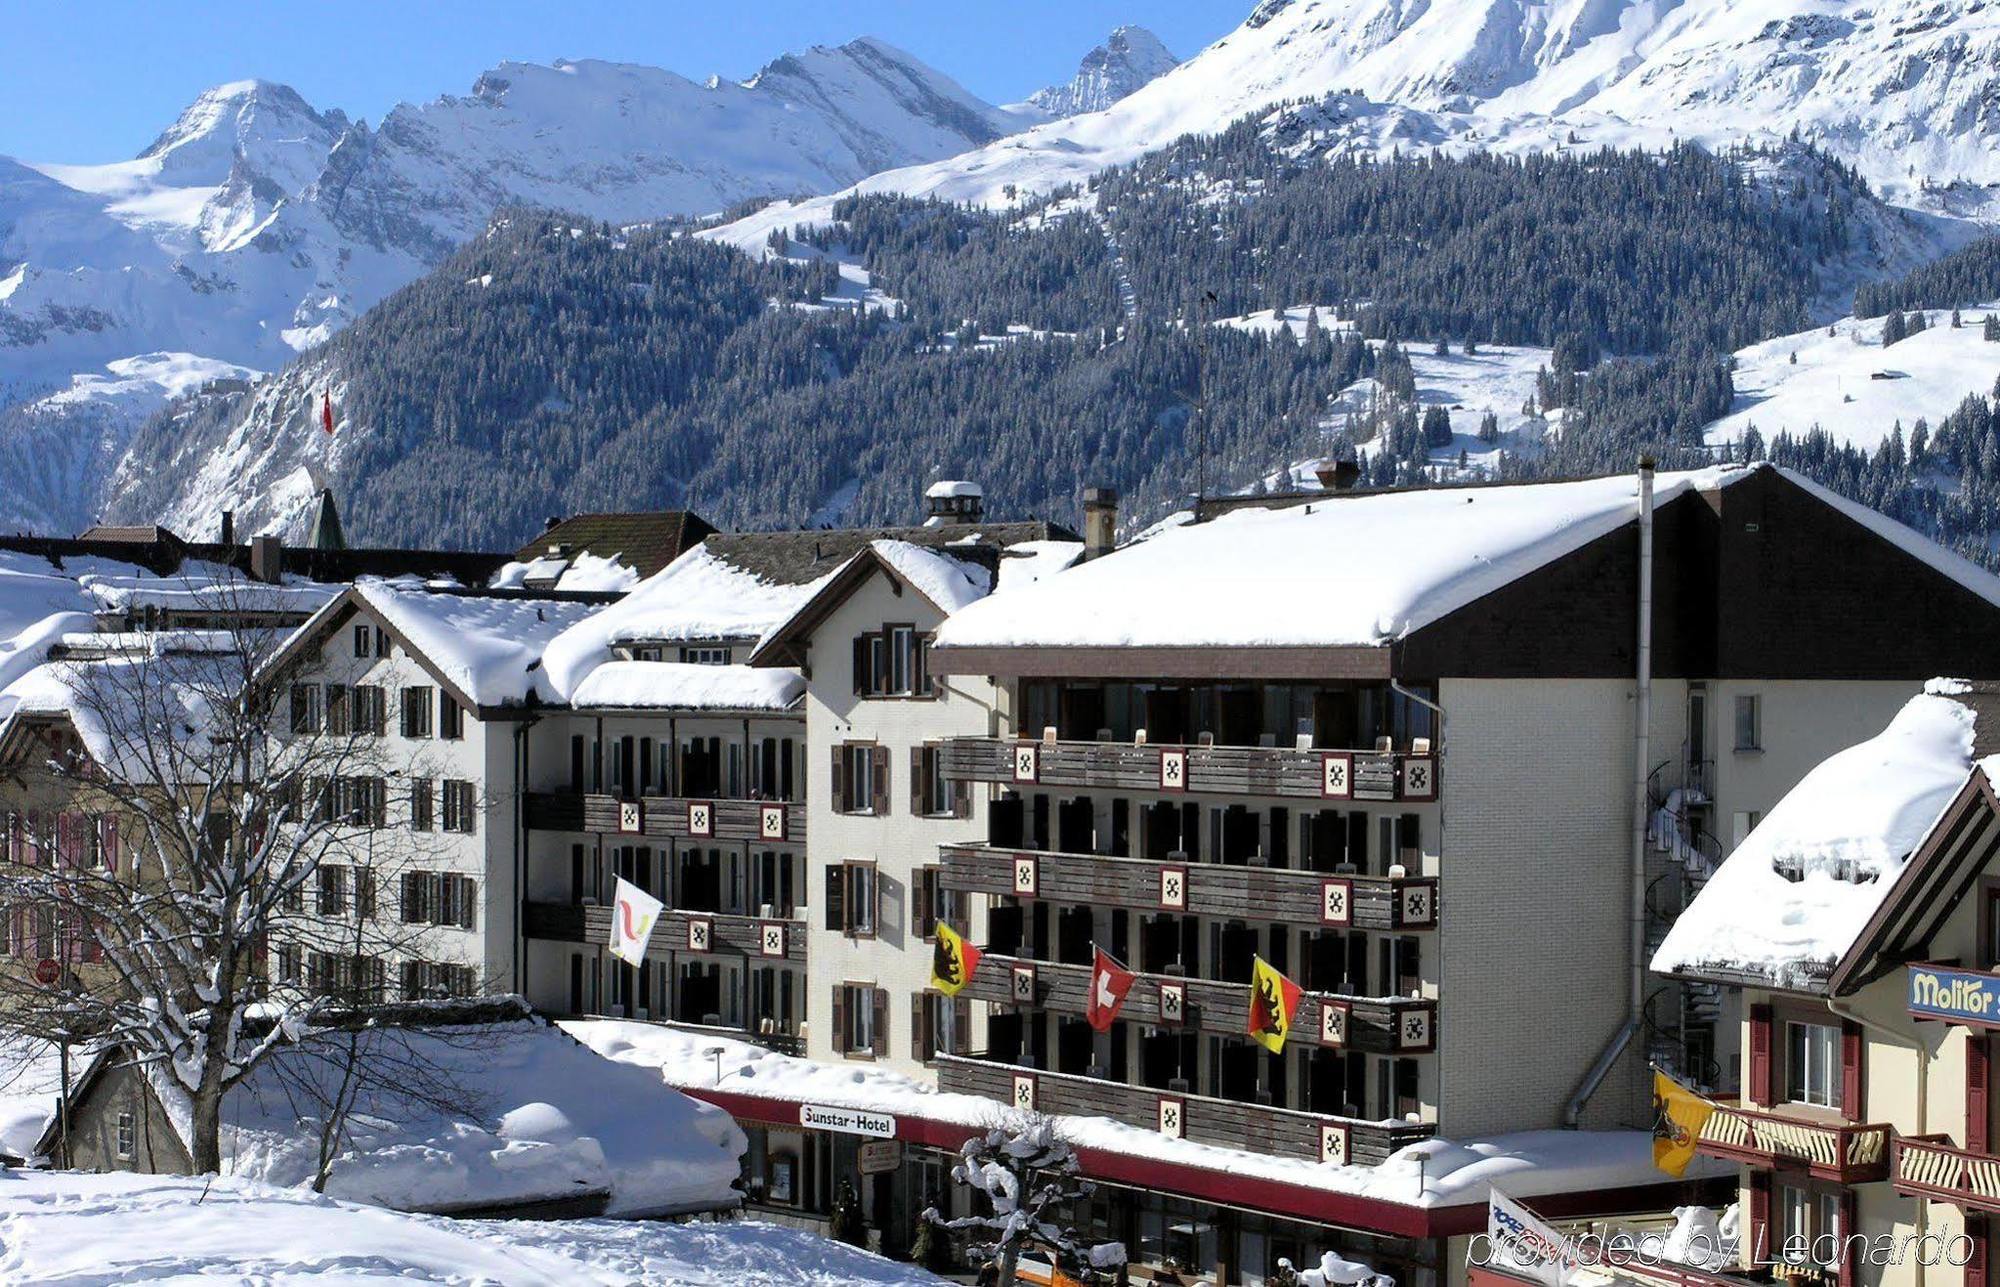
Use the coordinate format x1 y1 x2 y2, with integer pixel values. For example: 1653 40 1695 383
931 922 983 997
1247 955 1304 1054
1651 1067 1716 1177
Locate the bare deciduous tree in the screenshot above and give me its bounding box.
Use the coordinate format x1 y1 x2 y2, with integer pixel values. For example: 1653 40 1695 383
0 574 466 1171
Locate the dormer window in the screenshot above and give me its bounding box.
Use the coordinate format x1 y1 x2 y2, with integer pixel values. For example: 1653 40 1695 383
679 645 730 666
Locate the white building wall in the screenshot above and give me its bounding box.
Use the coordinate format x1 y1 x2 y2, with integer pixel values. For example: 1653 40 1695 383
802 572 996 1076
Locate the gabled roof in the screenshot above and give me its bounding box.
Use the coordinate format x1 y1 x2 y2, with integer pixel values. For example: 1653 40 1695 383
266 581 613 713
514 511 717 580
749 540 995 668
1653 687 1987 993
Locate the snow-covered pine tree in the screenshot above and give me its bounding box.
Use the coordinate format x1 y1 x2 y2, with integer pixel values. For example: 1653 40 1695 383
924 1114 1124 1287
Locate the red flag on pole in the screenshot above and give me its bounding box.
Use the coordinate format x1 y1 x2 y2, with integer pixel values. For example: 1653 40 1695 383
320 391 335 435
1086 946 1136 1032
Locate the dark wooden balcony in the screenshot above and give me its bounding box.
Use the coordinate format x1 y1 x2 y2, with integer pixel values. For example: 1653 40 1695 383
1894 1135 2000 1212
940 736 1438 804
965 952 1435 1055
940 843 1437 931
521 900 806 965
523 792 805 844
935 1053 1434 1168
1694 1100 1892 1184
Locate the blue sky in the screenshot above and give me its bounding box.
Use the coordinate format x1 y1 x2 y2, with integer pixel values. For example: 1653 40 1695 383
0 1 1242 163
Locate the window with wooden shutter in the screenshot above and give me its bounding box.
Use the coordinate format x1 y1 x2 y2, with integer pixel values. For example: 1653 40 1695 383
910 746 925 815
870 746 889 816
954 779 971 820
831 985 847 1054
872 988 889 1058
1973 1034 1992 1154
1839 1020 1863 1119
829 746 845 811
1747 1172 1771 1267
852 636 868 695
911 993 928 1062
1837 1190 1857 1287
1970 1215 1990 1287
916 868 937 940
823 864 845 932
1748 1003 1773 1106
952 997 970 1055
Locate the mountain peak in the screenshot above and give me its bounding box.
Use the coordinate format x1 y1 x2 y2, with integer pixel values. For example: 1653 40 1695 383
1025 23 1178 118
136 79 345 193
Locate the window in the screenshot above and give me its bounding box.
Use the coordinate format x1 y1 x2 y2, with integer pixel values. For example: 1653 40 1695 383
400 872 478 929
1785 1020 1840 1107
325 684 349 736
833 983 886 1058
1777 1185 1842 1269
912 744 962 817
329 776 386 828
115 1110 134 1161
914 866 967 939
834 743 886 815
1734 694 1762 751
410 778 434 832
352 624 372 658
289 684 322 735
277 942 301 985
355 869 377 920
401 959 476 1000
439 693 464 740
679 645 730 665
352 685 386 736
852 628 933 698
915 991 968 1062
1733 810 1762 852
317 864 347 917
824 861 879 938
400 687 434 738
441 780 477 834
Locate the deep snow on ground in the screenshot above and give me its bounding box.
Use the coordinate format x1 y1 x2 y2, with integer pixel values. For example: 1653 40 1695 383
1706 305 2000 454
0 1170 944 1285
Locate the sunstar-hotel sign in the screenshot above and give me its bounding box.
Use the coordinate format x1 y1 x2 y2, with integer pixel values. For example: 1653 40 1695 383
1908 964 2000 1027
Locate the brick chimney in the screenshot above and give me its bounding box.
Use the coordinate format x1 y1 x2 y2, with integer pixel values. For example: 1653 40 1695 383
1082 487 1118 561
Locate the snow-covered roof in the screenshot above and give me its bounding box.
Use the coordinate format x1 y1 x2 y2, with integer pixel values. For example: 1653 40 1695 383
994 539 1084 593
936 468 1740 652
351 581 605 708
143 1018 743 1217
870 539 991 613
488 550 641 594
542 545 839 702
79 563 341 616
0 650 224 781
1652 690 1982 990
569 661 805 713
567 1019 1727 1215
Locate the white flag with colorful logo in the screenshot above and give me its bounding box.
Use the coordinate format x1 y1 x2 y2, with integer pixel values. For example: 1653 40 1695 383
1485 1189 1576 1287
610 877 663 967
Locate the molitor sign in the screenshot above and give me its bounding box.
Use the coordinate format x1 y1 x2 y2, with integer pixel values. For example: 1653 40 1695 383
1907 964 2000 1027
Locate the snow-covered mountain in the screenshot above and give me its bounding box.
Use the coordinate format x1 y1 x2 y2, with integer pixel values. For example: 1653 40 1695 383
1018 26 1178 119
0 40 1031 533
715 0 2000 251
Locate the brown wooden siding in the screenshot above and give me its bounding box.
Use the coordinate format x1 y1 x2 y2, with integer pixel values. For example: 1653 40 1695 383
523 793 806 844
934 1054 1433 1167
940 738 1437 804
522 900 806 965
939 844 1437 931
966 952 1436 1055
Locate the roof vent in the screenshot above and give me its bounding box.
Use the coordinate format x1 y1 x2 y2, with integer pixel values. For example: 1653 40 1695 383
925 480 983 525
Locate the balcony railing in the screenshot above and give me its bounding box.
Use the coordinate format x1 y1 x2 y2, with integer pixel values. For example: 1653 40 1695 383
935 1053 1433 1168
941 737 1438 804
522 900 806 964
964 952 1434 1055
940 843 1437 931
1694 1101 1892 1184
524 792 805 844
1893 1136 2000 1212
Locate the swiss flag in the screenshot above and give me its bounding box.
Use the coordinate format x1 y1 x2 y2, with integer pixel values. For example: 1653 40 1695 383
1086 946 1136 1032
320 390 335 435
